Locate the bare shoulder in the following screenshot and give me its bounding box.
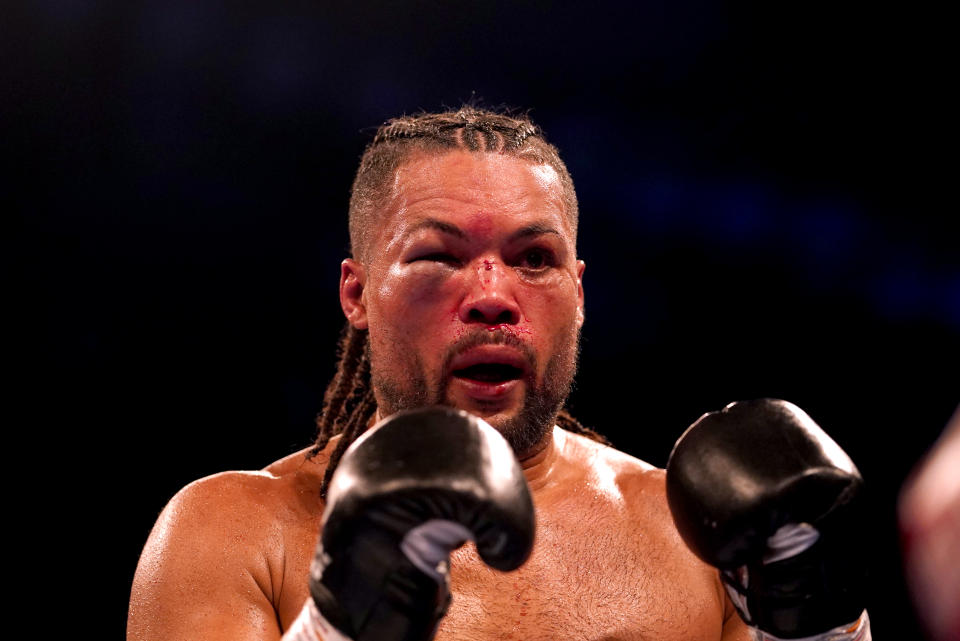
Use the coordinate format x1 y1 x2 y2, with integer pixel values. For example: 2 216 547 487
561 428 665 496
162 468 285 528
549 429 742 638
128 444 334 641
132 455 310 595
559 429 747 638
559 429 692 550
150 444 328 544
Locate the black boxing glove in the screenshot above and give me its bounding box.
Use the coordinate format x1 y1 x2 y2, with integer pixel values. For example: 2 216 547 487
306 406 535 641
666 399 869 640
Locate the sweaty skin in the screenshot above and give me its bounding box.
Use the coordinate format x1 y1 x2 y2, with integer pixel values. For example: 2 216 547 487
128 152 752 641
128 432 749 641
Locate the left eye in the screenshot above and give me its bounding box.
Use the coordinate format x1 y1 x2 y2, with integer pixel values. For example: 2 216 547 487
520 249 550 269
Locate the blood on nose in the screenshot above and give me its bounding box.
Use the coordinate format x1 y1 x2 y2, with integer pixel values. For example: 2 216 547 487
477 259 495 289
464 258 520 325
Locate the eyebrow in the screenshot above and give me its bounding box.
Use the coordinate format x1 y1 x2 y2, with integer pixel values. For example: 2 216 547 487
404 218 468 240
511 222 561 241
404 218 561 242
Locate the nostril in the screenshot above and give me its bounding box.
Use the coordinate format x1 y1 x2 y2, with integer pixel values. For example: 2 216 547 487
466 306 518 325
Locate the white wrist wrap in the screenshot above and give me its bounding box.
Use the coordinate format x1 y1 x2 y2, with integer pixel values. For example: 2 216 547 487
753 610 871 641
763 522 820 564
285 599 354 641
400 519 473 583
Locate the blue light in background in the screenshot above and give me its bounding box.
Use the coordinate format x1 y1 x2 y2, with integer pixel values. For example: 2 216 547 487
603 169 958 331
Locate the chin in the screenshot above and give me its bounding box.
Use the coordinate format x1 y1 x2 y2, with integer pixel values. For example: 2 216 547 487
464 402 555 457
465 407 516 433
443 395 520 429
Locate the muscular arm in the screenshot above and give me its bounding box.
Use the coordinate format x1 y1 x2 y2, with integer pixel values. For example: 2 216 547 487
127 473 283 641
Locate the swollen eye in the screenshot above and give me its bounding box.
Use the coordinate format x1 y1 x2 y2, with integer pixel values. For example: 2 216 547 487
414 253 458 265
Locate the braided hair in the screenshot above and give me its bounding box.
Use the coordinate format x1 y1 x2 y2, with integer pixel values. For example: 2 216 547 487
311 107 608 498
348 107 579 263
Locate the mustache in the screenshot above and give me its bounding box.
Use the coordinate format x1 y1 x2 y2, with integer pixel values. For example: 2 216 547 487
440 329 537 378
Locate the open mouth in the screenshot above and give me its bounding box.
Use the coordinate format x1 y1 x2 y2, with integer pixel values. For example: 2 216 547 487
452 363 524 384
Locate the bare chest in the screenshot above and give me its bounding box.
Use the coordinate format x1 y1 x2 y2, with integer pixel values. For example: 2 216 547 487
435 514 721 641
277 509 722 640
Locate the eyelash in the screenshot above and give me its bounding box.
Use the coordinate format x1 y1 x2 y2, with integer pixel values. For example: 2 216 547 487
409 248 557 269
412 252 460 265
517 248 554 269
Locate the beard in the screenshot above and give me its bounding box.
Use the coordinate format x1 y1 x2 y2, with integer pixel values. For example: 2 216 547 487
370 327 580 457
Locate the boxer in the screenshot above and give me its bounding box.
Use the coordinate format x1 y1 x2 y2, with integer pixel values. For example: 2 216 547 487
128 108 869 640
899 405 960 641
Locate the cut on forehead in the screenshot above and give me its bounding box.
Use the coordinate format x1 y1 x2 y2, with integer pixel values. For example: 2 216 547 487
347 107 579 263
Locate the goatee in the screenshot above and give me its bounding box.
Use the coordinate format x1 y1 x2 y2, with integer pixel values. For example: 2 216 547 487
371 328 579 457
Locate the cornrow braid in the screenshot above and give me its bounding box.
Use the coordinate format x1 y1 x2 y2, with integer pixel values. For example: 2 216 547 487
349 106 578 264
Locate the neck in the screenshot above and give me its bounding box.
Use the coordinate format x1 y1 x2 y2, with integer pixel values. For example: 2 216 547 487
516 425 561 492
372 407 564 491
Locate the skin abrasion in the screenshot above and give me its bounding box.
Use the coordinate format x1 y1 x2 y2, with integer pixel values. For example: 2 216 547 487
126 109 758 641
353 151 583 452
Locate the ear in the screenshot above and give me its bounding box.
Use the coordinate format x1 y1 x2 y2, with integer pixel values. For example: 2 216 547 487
340 258 368 329
575 259 586 328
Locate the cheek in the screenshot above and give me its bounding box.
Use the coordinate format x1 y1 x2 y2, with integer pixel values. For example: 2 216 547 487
368 267 460 334
520 273 581 326
523 301 579 381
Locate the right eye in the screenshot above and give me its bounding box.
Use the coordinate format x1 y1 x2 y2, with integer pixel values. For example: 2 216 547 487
411 253 460 265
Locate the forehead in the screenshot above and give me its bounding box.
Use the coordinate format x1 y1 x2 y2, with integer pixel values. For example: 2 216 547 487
378 150 571 241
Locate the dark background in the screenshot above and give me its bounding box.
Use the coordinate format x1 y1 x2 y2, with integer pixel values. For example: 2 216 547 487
8 1 956 638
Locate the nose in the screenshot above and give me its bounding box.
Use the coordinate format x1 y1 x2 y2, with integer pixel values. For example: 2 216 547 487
459 259 521 326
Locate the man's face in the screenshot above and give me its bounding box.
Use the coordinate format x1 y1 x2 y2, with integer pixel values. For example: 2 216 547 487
340 150 585 456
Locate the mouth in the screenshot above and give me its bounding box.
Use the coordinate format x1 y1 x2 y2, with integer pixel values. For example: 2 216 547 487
447 345 531 401
452 363 524 384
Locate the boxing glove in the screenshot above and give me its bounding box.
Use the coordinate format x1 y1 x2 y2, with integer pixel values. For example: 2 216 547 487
666 399 867 639
309 406 535 641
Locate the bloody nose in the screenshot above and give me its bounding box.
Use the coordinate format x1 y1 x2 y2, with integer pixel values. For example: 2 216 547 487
459 260 521 326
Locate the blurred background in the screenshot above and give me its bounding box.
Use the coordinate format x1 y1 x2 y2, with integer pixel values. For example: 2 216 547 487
8 1 955 637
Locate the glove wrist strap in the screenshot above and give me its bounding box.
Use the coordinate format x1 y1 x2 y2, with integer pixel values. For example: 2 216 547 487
286 598 355 641
753 610 871 641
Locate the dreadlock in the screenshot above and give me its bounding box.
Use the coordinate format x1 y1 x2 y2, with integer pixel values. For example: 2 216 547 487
311 107 608 499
